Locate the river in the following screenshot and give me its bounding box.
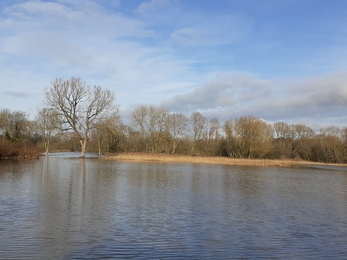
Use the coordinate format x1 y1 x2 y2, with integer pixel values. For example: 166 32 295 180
1 153 347 259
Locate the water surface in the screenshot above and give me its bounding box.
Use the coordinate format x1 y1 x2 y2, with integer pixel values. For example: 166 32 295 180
1 154 347 259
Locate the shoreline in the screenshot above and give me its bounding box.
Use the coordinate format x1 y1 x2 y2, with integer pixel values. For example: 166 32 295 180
105 152 346 168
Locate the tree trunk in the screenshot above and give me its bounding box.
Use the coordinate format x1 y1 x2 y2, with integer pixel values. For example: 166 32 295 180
80 138 87 158
98 135 102 156
172 143 176 154
45 139 50 155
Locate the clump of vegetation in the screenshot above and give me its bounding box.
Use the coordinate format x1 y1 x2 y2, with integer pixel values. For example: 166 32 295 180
0 138 39 159
0 138 17 157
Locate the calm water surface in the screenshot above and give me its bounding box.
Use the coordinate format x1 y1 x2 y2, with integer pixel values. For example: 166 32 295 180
1 153 347 259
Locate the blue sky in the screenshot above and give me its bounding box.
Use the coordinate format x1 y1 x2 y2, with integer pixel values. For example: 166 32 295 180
0 0 347 128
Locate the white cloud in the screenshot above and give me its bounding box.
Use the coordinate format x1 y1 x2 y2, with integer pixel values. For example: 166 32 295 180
0 0 155 70
163 73 271 111
135 0 172 14
162 71 347 128
171 14 253 46
135 0 254 47
0 0 205 115
2 91 33 97
2 32 92 67
2 1 152 38
7 1 70 16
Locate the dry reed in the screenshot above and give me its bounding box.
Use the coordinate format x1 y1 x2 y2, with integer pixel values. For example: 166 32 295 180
105 152 329 167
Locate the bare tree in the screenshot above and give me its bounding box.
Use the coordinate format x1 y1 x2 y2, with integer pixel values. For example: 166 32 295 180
131 105 169 153
190 112 207 141
315 126 344 163
44 77 116 158
36 108 62 155
224 120 238 157
208 118 220 140
224 116 273 159
131 105 148 135
273 122 291 139
292 124 315 139
272 121 293 158
189 112 207 155
319 126 342 138
165 113 188 154
92 110 124 155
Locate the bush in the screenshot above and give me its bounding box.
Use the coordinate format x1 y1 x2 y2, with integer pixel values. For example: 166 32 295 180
0 138 17 157
0 138 39 159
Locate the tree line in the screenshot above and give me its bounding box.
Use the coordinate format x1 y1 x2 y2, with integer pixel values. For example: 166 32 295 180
1 77 347 163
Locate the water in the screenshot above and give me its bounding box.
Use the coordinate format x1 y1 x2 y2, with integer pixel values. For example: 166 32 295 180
1 153 347 259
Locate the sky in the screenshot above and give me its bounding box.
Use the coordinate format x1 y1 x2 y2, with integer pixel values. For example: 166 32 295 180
0 0 347 129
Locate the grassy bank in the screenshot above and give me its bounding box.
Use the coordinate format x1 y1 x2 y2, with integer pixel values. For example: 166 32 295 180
105 152 331 167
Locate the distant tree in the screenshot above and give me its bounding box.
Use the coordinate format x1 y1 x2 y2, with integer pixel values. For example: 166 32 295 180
201 117 221 156
190 112 207 141
91 110 125 155
0 109 11 136
189 112 207 155
131 105 169 153
224 119 241 158
272 121 292 159
0 109 37 157
273 121 291 139
315 126 344 163
224 116 273 159
3 110 28 143
319 126 342 137
36 108 62 155
44 77 116 158
291 124 315 139
165 113 188 154
208 118 220 140
342 127 347 163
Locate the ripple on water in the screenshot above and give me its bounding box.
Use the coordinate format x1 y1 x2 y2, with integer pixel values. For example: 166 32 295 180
1 159 347 259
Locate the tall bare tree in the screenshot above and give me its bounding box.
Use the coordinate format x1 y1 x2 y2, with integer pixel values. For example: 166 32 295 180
44 77 116 158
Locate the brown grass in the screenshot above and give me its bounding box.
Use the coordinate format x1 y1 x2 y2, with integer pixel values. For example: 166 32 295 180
105 152 339 167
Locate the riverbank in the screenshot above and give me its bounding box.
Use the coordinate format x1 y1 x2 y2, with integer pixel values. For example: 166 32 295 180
106 152 340 167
